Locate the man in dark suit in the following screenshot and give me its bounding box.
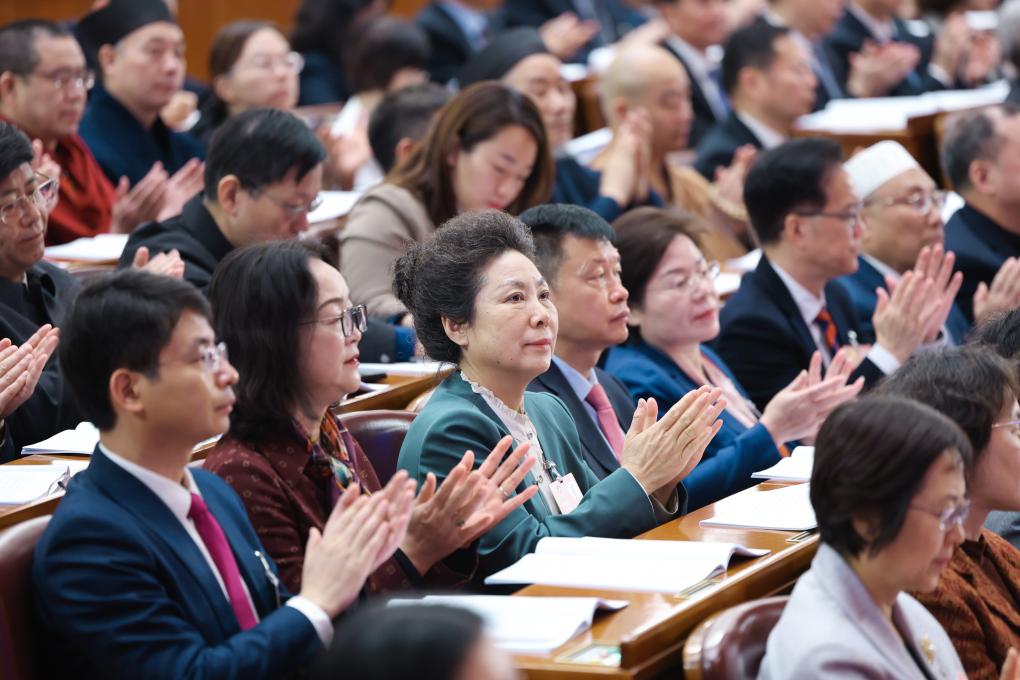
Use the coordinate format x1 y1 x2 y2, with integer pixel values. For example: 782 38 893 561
835 140 987 345
521 204 634 480
417 0 502 84
942 104 1020 322
694 23 816 179
32 269 414 679
504 0 647 62
120 108 413 363
823 0 959 97
653 0 731 147
714 138 946 409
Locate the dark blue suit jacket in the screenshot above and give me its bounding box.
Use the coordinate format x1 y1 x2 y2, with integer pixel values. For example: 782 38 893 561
418 3 483 84
528 361 631 480
33 447 323 679
693 111 762 180
551 156 664 223
502 0 645 62
605 342 781 510
79 86 206 185
713 256 885 410
945 203 1020 323
834 256 971 344
823 9 943 97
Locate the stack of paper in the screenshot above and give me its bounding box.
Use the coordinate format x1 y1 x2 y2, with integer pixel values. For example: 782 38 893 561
45 233 129 263
752 446 814 482
484 536 769 593
700 483 816 531
0 463 70 505
306 191 362 224
390 595 627 655
22 422 220 456
358 361 446 377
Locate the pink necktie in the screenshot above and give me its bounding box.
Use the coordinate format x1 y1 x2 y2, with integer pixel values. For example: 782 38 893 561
188 493 259 631
585 384 626 459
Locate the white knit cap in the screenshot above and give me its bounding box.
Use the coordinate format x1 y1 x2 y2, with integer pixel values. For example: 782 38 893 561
843 141 922 200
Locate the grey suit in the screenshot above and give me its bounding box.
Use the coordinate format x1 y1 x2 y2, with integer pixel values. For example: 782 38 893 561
759 543 966 679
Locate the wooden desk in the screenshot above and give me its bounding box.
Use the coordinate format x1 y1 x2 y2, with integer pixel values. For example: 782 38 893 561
335 371 450 414
511 484 817 679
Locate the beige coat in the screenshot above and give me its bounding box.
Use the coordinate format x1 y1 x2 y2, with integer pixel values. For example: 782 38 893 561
339 183 436 317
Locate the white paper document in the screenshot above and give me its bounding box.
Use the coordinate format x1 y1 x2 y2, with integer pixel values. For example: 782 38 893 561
699 483 816 531
44 233 129 263
358 361 446 377
752 446 814 482
22 422 220 456
390 595 627 655
484 536 769 593
306 191 361 224
0 463 69 505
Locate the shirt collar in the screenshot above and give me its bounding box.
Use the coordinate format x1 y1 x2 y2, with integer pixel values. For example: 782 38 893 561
735 111 787 149
861 252 901 282
98 441 199 523
551 354 599 402
771 259 826 328
848 2 894 43
665 35 714 77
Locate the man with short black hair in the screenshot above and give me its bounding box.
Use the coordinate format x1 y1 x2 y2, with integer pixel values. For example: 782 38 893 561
522 204 633 479
694 23 817 179
943 104 1020 322
33 269 415 679
368 82 451 175
714 137 948 409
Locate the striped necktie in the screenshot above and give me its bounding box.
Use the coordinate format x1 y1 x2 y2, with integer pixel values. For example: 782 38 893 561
815 307 840 355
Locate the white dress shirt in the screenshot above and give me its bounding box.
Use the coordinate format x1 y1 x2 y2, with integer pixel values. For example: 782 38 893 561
735 111 787 149
99 443 334 645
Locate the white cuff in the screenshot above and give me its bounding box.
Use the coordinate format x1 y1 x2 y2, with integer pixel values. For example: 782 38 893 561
867 343 902 375
286 595 334 646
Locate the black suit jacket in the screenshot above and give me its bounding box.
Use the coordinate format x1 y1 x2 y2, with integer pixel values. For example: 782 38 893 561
502 0 646 62
693 111 763 179
660 40 723 148
0 261 81 462
945 203 1020 323
418 3 480 84
824 9 942 97
119 197 406 363
713 256 884 410
528 362 632 480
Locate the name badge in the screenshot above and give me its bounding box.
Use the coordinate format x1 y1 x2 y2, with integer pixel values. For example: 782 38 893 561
550 473 583 514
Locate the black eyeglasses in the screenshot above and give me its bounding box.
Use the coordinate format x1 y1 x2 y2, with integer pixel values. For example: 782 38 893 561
302 304 368 338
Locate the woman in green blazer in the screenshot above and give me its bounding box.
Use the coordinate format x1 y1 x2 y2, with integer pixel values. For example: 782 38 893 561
394 210 725 577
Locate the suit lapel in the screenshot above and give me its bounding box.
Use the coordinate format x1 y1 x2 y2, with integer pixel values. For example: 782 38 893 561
431 5 474 59
757 258 818 358
87 448 241 638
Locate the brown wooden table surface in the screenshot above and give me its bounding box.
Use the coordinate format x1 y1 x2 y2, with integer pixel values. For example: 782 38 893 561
510 483 817 679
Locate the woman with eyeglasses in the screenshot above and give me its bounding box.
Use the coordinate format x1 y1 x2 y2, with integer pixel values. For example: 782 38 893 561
204 240 537 594
604 207 862 509
191 21 303 146
876 345 1020 680
759 395 987 679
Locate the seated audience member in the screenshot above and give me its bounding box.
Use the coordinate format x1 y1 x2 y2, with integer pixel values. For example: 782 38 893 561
654 0 732 146
503 0 648 61
457 28 647 223
968 309 1020 548
121 108 413 363
205 241 535 592
825 0 993 97
329 15 430 191
191 21 302 147
312 604 516 680
75 0 205 190
714 138 948 409
340 82 554 318
606 206 861 508
520 204 639 480
0 19 198 244
417 0 509 85
758 396 976 679
943 104 1020 322
33 270 417 679
290 0 382 105
879 346 1020 679
367 82 451 176
395 211 726 576
694 23 816 180
598 44 758 261
837 140 984 343
758 0 846 107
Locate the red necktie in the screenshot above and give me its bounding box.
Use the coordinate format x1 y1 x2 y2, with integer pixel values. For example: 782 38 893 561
585 384 626 459
815 307 840 355
188 493 259 630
